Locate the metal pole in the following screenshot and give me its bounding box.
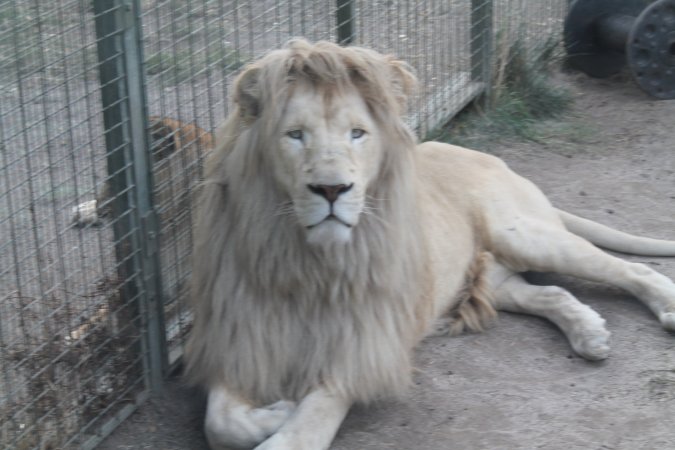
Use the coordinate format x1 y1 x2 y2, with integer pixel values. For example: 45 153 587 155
123 0 167 392
336 0 355 45
93 0 166 393
470 0 493 102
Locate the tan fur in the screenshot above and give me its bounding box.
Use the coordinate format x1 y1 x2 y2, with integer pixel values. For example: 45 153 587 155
148 116 213 161
72 116 213 225
447 252 496 336
147 116 212 219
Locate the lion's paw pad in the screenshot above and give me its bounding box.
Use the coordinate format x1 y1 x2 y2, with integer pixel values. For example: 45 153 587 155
660 312 675 332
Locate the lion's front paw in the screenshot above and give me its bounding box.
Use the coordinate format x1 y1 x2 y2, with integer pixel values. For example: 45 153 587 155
71 200 100 226
205 400 296 450
249 400 296 432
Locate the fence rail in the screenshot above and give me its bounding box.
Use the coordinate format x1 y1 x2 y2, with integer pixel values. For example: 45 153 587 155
0 1 567 448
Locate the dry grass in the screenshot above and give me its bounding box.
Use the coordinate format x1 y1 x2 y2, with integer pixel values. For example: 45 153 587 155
428 33 573 148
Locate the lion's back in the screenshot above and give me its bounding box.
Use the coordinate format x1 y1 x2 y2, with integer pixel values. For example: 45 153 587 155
416 141 509 187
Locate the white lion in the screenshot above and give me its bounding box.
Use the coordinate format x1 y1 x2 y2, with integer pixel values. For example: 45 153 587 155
185 39 675 450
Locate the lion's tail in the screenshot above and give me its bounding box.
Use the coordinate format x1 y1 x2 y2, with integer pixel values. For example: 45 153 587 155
558 209 675 256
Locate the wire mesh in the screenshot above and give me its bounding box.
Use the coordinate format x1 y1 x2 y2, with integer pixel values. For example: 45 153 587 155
0 0 568 448
0 0 150 448
138 0 344 369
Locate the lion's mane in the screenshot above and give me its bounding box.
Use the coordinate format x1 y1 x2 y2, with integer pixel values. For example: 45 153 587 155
185 40 432 405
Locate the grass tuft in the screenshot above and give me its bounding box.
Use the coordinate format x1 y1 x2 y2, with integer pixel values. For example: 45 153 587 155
428 34 573 149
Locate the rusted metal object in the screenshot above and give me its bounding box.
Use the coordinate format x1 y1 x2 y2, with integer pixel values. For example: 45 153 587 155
565 0 675 99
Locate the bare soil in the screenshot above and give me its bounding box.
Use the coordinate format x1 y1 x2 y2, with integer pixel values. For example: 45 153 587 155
99 70 675 450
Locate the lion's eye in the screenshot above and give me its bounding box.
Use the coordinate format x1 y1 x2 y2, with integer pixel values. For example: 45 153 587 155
287 129 303 140
351 128 365 139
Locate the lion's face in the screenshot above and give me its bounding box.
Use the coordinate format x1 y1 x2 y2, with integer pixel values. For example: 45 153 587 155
272 81 382 247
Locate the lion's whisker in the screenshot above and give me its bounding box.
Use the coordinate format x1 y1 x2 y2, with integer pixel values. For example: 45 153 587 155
361 208 389 228
274 201 295 217
366 194 388 203
363 200 382 213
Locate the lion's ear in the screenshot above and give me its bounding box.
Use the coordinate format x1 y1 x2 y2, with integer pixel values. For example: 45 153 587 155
388 58 417 114
233 65 261 120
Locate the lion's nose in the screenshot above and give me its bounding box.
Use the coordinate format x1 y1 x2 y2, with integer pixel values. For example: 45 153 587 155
307 183 353 203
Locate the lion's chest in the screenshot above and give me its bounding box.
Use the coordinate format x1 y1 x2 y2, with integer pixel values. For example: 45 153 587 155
216 267 419 404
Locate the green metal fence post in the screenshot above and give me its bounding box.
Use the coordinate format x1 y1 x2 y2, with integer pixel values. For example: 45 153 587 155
124 0 167 392
93 0 166 393
336 0 355 45
471 0 494 103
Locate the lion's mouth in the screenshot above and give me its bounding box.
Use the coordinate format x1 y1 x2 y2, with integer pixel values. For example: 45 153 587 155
307 214 353 229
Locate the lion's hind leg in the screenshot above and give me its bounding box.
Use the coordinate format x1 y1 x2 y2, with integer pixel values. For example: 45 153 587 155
490 218 675 332
486 257 611 360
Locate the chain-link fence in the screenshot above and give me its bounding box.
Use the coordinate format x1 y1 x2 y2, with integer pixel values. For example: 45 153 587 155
0 1 567 448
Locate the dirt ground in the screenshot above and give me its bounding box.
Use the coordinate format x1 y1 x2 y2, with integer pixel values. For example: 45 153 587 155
99 70 675 450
